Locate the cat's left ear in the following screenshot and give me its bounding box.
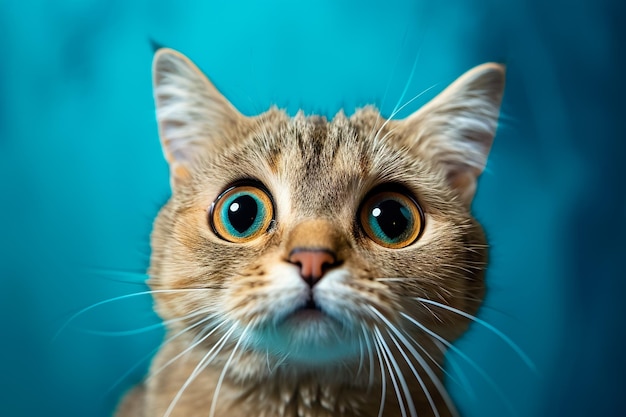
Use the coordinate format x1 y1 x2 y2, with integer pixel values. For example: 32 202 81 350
399 63 505 206
152 48 246 184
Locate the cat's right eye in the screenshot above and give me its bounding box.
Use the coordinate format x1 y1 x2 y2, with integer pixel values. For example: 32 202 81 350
209 184 274 243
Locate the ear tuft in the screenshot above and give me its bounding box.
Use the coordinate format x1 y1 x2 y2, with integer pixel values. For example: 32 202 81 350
399 63 505 206
149 38 165 53
152 48 244 185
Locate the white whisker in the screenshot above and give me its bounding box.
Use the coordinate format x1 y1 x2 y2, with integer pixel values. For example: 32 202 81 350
86 307 210 337
390 44 422 118
370 307 455 417
374 278 410 282
374 326 414 417
360 324 376 394
415 298 537 372
105 309 214 396
374 327 407 417
439 263 477 274
163 323 237 417
406 332 463 393
365 324 387 417
148 315 224 381
53 288 218 341
372 84 438 144
433 339 476 400
386 330 445 417
209 325 250 417
401 311 516 415
274 351 291 370
356 332 365 379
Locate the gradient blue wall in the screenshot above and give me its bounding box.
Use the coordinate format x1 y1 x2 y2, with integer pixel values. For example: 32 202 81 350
1 1 623 416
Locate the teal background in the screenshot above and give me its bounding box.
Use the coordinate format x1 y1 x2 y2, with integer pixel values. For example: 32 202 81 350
1 1 623 416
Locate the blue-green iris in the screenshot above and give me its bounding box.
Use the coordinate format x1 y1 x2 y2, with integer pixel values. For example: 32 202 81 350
219 191 268 239
367 198 413 245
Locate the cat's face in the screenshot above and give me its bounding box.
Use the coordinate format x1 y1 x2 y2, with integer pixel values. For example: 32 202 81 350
148 49 503 378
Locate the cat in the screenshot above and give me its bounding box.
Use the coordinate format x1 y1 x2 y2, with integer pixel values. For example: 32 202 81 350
115 48 504 417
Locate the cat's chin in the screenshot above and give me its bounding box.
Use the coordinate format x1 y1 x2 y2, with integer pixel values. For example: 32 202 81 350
287 306 326 323
247 309 360 365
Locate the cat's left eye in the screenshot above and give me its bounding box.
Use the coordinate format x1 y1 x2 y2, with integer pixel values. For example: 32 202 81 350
209 184 274 243
359 189 425 249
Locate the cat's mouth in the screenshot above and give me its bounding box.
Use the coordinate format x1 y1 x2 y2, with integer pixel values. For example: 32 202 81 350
282 293 333 325
292 296 324 318
254 293 358 363
302 297 320 311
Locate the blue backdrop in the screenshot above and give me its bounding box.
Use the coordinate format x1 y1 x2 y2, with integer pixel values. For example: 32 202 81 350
1 1 624 416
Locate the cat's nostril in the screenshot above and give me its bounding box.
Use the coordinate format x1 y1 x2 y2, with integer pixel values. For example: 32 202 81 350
288 248 337 287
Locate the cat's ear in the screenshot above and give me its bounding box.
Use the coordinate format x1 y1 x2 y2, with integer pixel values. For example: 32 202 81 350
152 48 245 184
399 63 505 206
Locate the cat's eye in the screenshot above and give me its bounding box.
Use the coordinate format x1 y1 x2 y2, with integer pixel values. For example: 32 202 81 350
209 184 274 243
359 189 424 249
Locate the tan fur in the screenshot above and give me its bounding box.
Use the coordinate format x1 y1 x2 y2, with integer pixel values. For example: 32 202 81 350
116 49 504 417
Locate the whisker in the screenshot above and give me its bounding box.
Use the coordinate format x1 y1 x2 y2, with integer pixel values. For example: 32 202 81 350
372 84 439 144
390 42 422 118
162 323 237 417
80 322 164 337
265 348 272 374
83 266 148 280
208 324 249 417
374 326 414 417
377 23 411 115
189 324 237 381
148 316 225 381
84 268 150 285
401 312 516 415
374 269 469 284
385 330 440 417
374 327 407 417
53 288 218 341
104 309 215 397
273 350 291 372
415 298 537 372
439 263 480 274
374 278 410 282
370 307 456 417
432 339 476 400
364 324 386 417
356 332 365 379
406 332 463 394
81 308 209 337
422 304 444 324
359 324 376 394
362 27 424 156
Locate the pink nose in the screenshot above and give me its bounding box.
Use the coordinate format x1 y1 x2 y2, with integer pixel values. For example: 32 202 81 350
288 249 337 287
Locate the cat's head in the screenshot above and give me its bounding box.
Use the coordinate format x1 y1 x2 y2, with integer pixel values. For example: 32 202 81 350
148 48 504 378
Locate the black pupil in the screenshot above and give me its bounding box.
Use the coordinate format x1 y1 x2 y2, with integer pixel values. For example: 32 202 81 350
373 199 409 240
228 195 258 234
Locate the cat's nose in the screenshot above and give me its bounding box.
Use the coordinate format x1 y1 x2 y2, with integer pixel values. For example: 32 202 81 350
288 248 337 287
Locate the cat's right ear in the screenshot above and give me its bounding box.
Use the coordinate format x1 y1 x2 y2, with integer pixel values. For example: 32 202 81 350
152 48 245 185
397 63 505 206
